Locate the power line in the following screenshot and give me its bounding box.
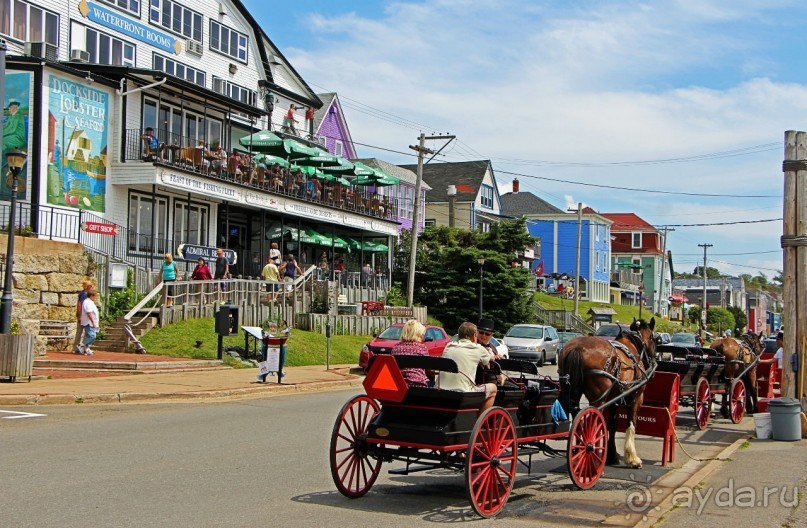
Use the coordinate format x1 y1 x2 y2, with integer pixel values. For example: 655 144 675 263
657 218 782 227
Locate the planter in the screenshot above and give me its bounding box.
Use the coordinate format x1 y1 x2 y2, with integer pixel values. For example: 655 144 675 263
0 334 35 382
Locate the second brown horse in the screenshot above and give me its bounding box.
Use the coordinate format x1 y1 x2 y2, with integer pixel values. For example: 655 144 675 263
709 332 763 415
559 318 657 469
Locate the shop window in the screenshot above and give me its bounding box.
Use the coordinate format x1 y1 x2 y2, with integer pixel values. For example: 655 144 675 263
128 192 168 253
173 201 208 246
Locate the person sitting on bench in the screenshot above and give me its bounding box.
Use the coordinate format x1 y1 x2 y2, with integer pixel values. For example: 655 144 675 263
391 319 432 387
441 322 497 413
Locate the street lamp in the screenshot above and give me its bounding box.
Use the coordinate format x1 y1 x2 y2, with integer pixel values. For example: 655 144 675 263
0 149 28 334
478 257 485 318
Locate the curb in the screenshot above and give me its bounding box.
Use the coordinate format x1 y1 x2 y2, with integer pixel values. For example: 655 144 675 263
0 377 365 405
602 430 750 527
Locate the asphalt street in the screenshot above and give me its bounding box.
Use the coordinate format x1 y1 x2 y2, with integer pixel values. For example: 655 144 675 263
0 373 752 528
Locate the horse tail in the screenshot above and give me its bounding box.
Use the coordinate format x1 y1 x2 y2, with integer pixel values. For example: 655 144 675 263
559 346 584 417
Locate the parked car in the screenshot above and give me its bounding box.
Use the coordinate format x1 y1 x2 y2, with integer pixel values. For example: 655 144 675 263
670 333 699 347
557 331 583 353
594 323 623 341
503 324 560 366
359 323 451 371
763 338 779 354
450 334 509 359
657 332 671 345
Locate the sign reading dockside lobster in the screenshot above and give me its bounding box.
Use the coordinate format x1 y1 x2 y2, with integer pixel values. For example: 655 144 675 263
81 222 119 235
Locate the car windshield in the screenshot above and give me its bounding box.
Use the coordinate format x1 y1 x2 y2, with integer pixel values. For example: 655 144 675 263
506 326 544 339
671 333 695 344
377 326 403 340
595 325 620 337
489 337 500 346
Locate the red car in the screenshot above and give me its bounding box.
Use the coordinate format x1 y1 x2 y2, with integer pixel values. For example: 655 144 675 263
359 323 451 371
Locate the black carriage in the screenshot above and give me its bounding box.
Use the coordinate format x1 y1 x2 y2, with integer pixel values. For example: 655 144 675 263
655 344 759 429
329 355 608 518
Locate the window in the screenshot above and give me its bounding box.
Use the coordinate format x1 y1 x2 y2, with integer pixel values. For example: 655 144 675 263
334 140 343 157
477 221 490 233
0 0 59 46
173 201 208 246
213 77 257 106
143 98 223 147
632 258 641 274
424 219 436 227
149 0 202 42
84 26 135 66
100 0 139 15
401 186 413 220
153 54 205 87
595 251 600 272
128 193 168 253
480 184 494 208
209 20 248 62
632 232 642 248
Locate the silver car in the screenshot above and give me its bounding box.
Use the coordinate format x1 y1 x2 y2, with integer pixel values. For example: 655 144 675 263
503 324 560 366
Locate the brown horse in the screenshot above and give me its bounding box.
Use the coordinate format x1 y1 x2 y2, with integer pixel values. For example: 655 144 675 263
559 318 656 469
710 332 763 415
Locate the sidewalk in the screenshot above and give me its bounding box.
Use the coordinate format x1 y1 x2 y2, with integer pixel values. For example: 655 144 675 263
0 350 362 405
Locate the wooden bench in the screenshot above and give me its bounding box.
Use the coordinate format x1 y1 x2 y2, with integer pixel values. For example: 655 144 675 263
614 371 680 466
38 320 72 350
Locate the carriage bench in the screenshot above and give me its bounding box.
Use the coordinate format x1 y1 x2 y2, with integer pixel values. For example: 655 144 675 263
614 371 680 466
38 320 72 350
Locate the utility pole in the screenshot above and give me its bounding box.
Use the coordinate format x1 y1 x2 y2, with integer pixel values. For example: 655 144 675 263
656 227 673 315
574 203 582 316
406 134 454 308
698 243 713 333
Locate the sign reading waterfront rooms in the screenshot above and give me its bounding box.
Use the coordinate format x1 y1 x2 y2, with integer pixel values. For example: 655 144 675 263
78 0 181 55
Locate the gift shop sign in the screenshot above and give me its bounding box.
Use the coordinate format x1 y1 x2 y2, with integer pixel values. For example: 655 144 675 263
78 0 181 55
81 221 119 235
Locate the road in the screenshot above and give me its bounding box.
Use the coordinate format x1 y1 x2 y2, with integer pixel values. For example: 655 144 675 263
0 373 749 528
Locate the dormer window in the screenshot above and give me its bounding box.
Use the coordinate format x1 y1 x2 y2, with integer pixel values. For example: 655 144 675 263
632 232 642 248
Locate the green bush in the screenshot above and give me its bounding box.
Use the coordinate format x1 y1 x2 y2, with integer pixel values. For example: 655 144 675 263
104 269 145 323
707 307 735 335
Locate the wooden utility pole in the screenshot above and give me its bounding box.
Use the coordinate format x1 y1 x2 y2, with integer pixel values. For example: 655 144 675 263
698 243 712 334
406 134 454 308
574 203 582 315
782 131 807 405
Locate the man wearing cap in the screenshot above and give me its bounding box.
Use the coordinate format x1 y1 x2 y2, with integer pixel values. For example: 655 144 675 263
4 99 26 150
773 332 784 369
477 318 504 385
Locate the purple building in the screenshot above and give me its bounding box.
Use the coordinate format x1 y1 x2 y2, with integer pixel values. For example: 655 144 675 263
311 93 357 159
355 159 430 235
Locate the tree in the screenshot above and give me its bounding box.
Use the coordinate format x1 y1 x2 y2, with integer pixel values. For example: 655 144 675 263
726 305 748 335
688 306 702 325
706 307 735 336
693 266 721 279
392 219 534 333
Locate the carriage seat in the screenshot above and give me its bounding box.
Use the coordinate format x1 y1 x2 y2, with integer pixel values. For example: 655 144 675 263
391 355 487 409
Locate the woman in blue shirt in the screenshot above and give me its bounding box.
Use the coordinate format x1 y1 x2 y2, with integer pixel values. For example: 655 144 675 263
158 253 180 307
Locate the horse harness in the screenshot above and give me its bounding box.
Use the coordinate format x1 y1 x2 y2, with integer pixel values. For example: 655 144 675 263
734 335 759 364
585 331 653 405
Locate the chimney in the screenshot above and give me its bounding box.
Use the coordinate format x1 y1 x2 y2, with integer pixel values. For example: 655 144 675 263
512 178 520 193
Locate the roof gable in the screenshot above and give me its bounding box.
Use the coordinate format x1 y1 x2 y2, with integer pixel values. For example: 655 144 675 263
600 213 657 232
355 158 431 189
500 192 564 216
398 160 492 202
314 93 356 158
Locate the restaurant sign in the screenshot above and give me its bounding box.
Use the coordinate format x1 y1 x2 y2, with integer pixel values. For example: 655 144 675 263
177 244 237 265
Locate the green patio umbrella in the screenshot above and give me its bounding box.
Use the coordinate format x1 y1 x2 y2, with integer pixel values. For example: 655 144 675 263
317 234 350 250
292 164 327 179
253 153 290 167
291 152 342 167
323 160 374 177
364 240 390 252
323 173 351 186
265 225 329 245
342 236 364 252
238 130 282 149
351 165 400 186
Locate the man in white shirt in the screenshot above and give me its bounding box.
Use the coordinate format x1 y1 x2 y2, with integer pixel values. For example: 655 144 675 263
441 322 497 413
79 290 100 356
773 332 784 369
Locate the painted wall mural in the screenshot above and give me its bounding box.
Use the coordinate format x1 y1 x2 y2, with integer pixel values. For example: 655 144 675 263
46 75 109 212
1 71 31 199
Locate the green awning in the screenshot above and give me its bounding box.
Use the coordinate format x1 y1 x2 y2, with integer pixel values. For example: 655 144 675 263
364 240 389 252
265 225 328 245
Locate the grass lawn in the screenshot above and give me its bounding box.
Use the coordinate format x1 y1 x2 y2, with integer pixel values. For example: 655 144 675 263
533 292 691 334
139 318 371 367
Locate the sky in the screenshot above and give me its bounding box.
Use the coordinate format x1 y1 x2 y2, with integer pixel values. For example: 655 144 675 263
242 0 804 280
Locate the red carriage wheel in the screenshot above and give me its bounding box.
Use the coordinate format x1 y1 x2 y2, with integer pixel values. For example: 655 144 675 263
695 377 712 430
330 395 382 498
567 407 608 490
729 379 746 424
465 407 518 518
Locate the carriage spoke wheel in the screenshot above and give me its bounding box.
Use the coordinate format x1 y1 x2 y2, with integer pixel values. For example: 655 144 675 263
567 407 607 490
729 380 746 424
330 395 382 498
465 407 517 518
695 378 712 430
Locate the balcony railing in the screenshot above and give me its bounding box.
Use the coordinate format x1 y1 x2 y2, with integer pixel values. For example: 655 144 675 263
123 129 397 220
611 269 642 288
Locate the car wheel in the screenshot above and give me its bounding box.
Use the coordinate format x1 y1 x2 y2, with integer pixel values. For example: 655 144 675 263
551 351 557 365
537 350 545 367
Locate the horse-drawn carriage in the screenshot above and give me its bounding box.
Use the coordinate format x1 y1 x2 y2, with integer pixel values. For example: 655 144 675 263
654 333 762 430
329 355 609 517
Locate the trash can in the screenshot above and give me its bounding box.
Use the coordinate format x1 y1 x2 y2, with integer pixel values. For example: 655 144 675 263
258 335 288 384
768 398 803 441
753 412 772 439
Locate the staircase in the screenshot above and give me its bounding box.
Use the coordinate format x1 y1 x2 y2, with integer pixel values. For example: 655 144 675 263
533 302 595 334
95 316 157 352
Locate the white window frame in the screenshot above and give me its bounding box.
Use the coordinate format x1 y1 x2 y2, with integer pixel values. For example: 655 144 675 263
149 0 202 43
213 76 257 106
81 23 135 66
595 251 600 272
480 184 494 208
334 140 343 157
632 257 641 275
128 192 168 254
100 0 140 16
631 231 642 248
1 0 59 46
424 219 436 227
173 200 209 246
153 53 205 87
209 20 248 63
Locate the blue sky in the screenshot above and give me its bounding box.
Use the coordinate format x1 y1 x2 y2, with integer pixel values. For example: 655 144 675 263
243 0 805 279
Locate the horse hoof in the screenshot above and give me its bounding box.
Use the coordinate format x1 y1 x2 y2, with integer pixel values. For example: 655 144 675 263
626 461 643 469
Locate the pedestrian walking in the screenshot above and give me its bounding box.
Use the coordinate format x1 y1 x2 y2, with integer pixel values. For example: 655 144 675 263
72 280 94 353
79 290 100 356
214 248 230 302
158 253 180 307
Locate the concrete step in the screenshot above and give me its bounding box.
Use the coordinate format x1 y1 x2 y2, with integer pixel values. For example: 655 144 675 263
33 365 232 374
34 358 225 371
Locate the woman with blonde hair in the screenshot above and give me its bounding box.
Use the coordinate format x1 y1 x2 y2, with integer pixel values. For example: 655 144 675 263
158 253 180 307
390 319 430 387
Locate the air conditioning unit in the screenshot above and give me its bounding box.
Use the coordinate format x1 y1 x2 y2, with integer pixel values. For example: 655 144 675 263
186 39 203 56
25 42 59 62
70 49 90 63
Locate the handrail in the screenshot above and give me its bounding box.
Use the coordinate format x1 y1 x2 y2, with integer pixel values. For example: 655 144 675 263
124 282 165 324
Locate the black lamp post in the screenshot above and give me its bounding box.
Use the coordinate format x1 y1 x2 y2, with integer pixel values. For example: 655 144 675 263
478 257 485 318
0 149 28 334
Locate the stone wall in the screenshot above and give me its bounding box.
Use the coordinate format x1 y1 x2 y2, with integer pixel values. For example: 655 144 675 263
0 235 94 355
